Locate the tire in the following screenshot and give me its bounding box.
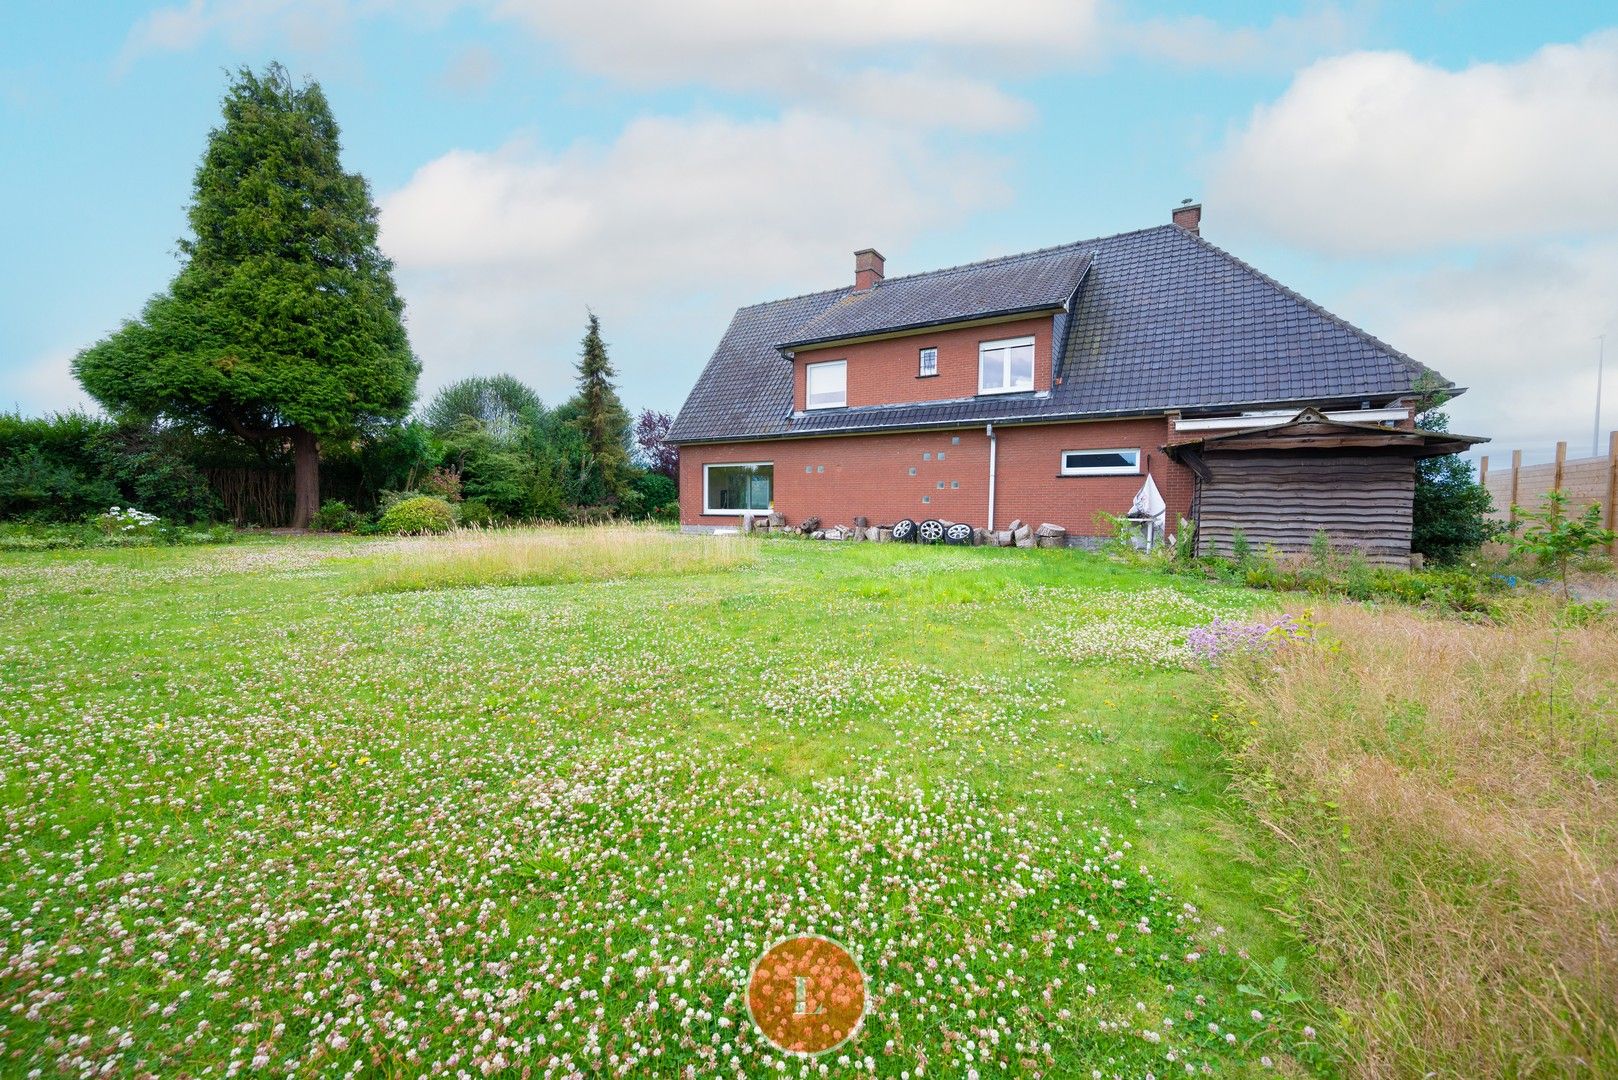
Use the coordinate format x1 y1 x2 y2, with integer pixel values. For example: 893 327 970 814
891 519 917 543
918 519 946 544
944 522 973 546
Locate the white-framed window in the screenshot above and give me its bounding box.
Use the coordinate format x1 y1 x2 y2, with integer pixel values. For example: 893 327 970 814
703 462 774 514
918 347 938 377
1060 448 1141 476
978 335 1035 394
805 360 847 409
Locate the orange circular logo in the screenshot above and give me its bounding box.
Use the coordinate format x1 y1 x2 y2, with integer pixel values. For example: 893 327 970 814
746 935 867 1056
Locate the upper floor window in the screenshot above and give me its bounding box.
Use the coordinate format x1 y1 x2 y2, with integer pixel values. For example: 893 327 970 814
918 347 938 378
978 336 1034 395
805 360 847 409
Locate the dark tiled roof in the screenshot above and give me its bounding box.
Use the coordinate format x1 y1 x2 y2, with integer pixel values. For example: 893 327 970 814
777 249 1091 349
667 225 1445 444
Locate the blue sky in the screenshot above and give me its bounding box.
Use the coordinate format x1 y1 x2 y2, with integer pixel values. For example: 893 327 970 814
4 2 1616 464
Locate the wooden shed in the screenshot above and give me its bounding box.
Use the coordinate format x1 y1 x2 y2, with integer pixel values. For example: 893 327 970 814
1165 408 1486 567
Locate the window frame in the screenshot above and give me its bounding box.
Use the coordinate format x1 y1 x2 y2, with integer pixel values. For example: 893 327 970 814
917 347 939 378
1059 448 1142 477
977 335 1036 395
804 359 848 410
702 461 775 515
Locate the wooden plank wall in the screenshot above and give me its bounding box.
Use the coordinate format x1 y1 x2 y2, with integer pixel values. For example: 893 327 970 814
1196 452 1415 566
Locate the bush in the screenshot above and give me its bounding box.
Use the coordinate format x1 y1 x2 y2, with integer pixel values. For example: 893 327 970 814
458 497 496 527
1164 546 1502 615
0 519 235 551
376 495 455 535
0 412 223 524
310 499 363 533
628 471 677 517
1412 407 1499 563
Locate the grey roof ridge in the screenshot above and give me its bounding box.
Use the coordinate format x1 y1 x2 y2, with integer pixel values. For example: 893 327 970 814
1173 227 1449 392
730 226 1159 313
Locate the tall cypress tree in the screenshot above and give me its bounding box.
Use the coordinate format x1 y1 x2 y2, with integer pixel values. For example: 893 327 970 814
568 313 630 505
74 63 418 528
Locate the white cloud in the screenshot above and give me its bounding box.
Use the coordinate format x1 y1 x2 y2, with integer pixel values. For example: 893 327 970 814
380 110 1006 406
1121 4 1358 74
1210 31 1618 255
118 0 464 71
1342 240 1618 463
116 0 1360 129
5 349 96 417
492 0 1102 81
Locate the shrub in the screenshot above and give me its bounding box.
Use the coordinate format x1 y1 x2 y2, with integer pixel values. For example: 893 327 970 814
1412 406 1498 563
1511 489 1617 600
418 466 462 502
458 497 496 527
628 472 677 517
310 499 363 533
376 495 455 535
95 505 161 536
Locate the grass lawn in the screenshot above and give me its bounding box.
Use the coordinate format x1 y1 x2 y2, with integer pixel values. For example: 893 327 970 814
0 530 1323 1078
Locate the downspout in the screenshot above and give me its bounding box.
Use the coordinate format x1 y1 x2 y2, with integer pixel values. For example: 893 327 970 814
986 423 998 532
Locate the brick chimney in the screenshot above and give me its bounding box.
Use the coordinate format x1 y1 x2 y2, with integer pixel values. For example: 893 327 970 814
854 248 885 291
1171 199 1202 235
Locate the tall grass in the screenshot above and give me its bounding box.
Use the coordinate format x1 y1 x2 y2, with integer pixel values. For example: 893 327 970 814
352 525 757 592
1213 601 1618 1077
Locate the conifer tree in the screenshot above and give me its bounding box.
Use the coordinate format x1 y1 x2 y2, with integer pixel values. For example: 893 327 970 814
567 313 630 504
74 63 417 528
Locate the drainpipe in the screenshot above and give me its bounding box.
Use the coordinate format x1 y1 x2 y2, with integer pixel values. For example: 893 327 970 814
986 423 998 531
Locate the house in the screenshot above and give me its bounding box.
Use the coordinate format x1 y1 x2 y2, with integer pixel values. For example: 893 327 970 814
667 204 1485 564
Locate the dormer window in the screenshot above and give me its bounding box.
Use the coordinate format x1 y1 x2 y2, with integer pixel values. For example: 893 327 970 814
805 359 847 409
918 347 938 377
978 336 1034 395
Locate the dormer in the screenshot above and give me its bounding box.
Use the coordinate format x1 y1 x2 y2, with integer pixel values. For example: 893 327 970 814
778 248 1092 414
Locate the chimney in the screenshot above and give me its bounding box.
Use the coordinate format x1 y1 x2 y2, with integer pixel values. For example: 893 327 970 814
854 248 885 291
1171 199 1202 235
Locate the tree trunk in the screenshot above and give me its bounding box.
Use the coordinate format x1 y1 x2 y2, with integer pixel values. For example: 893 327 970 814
290 426 320 530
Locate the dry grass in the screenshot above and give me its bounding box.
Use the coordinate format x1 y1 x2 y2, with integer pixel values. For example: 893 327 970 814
351 524 757 592
1214 600 1618 1077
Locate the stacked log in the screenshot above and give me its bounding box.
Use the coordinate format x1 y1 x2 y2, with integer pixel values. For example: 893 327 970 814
1034 523 1068 548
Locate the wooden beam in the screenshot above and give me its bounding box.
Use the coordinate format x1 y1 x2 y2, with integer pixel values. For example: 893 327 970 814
1554 440 1567 494
1607 430 1617 556
1509 449 1522 529
1479 455 1489 487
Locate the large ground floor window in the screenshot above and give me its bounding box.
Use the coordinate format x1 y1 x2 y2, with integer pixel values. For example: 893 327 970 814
703 462 774 514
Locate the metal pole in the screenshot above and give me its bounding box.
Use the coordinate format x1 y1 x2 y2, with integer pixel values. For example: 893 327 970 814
1596 335 1606 458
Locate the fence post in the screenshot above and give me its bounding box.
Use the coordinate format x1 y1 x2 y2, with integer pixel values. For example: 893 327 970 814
1554 440 1567 494
1607 430 1617 556
1509 450 1522 529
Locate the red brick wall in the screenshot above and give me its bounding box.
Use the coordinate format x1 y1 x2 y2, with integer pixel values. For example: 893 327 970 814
791 315 1054 411
678 417 1193 538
